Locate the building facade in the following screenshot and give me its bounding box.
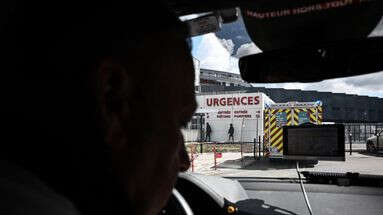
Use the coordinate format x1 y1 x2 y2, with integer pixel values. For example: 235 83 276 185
199 85 383 123
184 69 383 143
197 69 252 90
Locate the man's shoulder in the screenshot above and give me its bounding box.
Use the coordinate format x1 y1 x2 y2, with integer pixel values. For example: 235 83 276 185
0 161 81 215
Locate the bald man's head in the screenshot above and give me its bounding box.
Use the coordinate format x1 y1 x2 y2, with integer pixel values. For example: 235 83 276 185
0 1 196 215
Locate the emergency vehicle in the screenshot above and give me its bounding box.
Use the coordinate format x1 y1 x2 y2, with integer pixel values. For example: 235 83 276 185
264 101 323 156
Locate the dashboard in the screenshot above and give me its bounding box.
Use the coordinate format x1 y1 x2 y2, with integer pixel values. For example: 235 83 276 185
236 178 383 215
168 173 383 215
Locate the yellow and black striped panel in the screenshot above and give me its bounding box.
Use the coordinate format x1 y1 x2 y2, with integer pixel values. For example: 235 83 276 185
309 107 323 124
264 110 269 140
268 108 291 154
309 108 318 123
292 108 298 125
317 106 323 124
286 109 292 126
270 127 283 152
264 109 274 149
265 106 323 155
264 110 277 131
264 109 276 141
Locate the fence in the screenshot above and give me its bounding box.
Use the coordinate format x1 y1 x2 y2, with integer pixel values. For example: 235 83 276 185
186 141 257 154
186 140 268 173
183 122 383 144
184 124 383 172
183 121 383 171
344 123 383 144
187 142 258 172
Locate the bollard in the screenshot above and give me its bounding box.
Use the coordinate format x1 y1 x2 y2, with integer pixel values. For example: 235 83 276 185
348 133 352 155
213 145 217 170
200 143 203 154
190 145 195 172
263 137 266 157
377 132 381 155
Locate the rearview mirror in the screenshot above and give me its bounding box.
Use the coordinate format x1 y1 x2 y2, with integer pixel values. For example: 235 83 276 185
239 37 383 83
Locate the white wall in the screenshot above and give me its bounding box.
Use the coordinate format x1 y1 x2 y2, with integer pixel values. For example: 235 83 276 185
196 93 274 142
181 129 200 142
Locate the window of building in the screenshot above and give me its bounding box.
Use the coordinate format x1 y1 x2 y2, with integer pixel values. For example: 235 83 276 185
194 86 200 92
190 118 199 130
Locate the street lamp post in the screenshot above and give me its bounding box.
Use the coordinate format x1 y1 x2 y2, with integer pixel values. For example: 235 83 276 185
377 129 383 155
364 111 367 142
348 129 352 155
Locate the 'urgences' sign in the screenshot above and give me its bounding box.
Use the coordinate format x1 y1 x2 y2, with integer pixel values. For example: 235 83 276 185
206 96 260 107
194 93 271 143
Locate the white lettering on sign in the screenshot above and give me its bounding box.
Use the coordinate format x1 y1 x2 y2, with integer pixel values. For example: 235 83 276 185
207 96 260 107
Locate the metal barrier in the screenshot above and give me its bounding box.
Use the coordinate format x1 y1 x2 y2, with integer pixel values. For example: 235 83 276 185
187 141 256 154
186 140 268 172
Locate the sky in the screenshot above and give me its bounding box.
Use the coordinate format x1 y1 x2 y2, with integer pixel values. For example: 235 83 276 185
191 33 383 98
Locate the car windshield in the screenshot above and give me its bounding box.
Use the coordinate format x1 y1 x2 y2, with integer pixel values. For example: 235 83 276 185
182 10 383 178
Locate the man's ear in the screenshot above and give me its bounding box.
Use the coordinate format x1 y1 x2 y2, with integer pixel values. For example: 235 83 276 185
98 59 131 147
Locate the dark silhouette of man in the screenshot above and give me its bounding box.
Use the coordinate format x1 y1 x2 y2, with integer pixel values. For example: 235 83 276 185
0 1 196 215
206 122 212 142
228 123 235 142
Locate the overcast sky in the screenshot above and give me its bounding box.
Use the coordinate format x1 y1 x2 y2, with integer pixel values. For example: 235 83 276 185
191 34 383 98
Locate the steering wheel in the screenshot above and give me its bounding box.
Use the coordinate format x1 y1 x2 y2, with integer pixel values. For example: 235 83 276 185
160 189 193 215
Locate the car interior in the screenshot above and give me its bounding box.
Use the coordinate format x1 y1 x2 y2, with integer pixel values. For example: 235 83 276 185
164 1 383 215
1 1 383 215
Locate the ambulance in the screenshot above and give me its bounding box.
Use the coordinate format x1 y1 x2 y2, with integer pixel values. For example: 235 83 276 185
264 101 323 156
